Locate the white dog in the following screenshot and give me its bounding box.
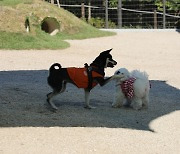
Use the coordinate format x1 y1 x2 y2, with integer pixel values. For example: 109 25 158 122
112 68 150 110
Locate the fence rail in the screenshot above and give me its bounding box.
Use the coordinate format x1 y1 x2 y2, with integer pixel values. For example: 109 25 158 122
46 0 180 29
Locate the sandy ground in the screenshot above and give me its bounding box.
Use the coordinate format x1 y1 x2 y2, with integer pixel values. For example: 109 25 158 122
0 31 180 154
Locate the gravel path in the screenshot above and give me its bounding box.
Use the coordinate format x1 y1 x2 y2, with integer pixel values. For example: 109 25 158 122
0 31 180 154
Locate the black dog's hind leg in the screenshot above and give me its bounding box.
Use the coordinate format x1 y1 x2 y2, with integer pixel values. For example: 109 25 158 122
47 81 67 110
47 91 60 110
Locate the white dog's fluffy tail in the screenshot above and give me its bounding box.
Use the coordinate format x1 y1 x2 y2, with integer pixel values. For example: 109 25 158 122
131 70 149 81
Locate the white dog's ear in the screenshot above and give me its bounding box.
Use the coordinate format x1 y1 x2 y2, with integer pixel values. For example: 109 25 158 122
114 70 120 75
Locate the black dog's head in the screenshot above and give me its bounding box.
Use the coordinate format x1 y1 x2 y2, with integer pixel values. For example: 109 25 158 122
91 48 117 69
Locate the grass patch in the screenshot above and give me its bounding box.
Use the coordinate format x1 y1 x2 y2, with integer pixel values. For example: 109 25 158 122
58 26 116 40
0 27 115 50
0 31 69 50
0 0 33 6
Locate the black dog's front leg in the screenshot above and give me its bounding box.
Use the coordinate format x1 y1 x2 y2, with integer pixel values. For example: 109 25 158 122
84 77 112 109
84 89 91 109
84 89 96 109
95 76 113 86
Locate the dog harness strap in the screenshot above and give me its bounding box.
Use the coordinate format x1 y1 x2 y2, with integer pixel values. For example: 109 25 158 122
86 66 93 90
85 63 104 90
121 77 136 99
87 65 105 90
91 67 105 77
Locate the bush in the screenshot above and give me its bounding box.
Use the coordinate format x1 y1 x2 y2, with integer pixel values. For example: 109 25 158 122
88 17 116 28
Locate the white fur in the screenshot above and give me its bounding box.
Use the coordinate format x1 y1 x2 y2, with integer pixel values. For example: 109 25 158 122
112 68 150 110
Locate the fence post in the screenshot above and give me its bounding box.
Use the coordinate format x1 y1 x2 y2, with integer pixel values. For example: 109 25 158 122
105 0 109 28
118 0 122 28
57 0 60 8
50 0 54 4
81 3 85 19
88 0 91 22
163 0 166 29
154 10 157 29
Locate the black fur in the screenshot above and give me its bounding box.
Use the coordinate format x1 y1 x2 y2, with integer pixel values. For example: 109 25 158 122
47 49 117 110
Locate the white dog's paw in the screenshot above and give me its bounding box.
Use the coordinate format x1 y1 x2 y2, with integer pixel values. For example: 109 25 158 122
112 104 122 108
123 100 131 107
142 103 148 109
112 100 123 108
133 106 142 110
130 103 142 110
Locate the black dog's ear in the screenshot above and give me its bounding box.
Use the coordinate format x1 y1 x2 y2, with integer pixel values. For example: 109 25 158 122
101 48 113 55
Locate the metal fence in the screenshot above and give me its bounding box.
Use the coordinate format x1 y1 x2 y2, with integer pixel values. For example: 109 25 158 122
46 0 180 29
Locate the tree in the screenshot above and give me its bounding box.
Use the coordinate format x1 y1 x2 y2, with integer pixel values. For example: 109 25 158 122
155 0 180 15
109 0 180 15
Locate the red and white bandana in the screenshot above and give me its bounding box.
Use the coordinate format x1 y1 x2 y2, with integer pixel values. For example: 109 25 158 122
120 77 136 99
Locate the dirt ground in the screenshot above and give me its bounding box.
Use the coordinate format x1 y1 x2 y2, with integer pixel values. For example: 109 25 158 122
0 30 180 154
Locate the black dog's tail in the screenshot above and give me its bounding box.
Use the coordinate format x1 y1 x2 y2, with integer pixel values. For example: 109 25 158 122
49 63 62 73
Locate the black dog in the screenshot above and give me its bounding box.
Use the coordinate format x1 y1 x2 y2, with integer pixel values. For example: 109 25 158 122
47 49 117 110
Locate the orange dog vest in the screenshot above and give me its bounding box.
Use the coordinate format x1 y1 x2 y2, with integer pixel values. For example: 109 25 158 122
67 67 104 89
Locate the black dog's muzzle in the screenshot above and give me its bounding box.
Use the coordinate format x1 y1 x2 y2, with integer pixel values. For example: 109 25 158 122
107 60 117 68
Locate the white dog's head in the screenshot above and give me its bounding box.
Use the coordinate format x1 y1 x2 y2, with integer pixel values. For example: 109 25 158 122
114 68 130 81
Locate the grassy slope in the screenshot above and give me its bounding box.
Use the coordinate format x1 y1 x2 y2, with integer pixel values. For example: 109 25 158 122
0 0 115 50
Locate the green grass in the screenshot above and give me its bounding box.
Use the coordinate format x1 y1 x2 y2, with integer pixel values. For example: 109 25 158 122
0 0 33 6
58 26 115 40
0 31 69 50
0 28 115 50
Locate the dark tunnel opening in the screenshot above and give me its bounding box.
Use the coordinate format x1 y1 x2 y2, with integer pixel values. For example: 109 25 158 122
41 17 60 35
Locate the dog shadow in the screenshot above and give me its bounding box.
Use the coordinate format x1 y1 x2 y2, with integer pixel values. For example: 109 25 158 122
0 70 179 132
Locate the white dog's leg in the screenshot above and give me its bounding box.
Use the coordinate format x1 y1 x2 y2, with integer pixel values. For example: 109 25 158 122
123 99 131 107
112 89 125 108
84 89 95 109
142 95 149 109
131 97 143 110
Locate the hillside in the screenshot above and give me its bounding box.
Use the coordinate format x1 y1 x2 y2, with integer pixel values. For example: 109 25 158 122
0 0 115 49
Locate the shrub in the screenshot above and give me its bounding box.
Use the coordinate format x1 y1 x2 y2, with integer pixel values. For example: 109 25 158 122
88 17 116 28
